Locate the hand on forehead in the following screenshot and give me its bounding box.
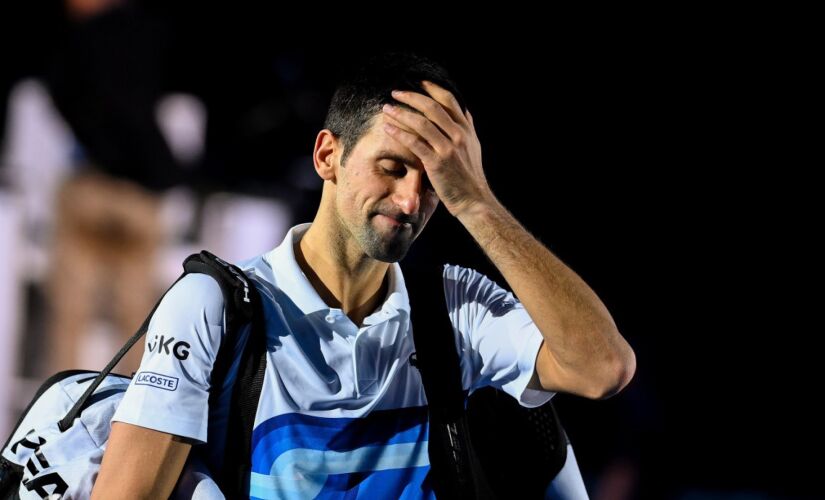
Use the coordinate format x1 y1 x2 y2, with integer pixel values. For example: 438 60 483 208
381 80 469 147
375 114 422 164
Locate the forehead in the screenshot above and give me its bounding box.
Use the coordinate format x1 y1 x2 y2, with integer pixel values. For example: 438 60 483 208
354 114 421 167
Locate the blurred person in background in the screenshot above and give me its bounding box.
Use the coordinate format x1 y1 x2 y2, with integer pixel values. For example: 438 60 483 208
0 1 324 379
47 166 165 375
41 0 185 375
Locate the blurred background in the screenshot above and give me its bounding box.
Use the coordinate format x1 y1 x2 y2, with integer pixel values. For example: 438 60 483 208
0 2 814 499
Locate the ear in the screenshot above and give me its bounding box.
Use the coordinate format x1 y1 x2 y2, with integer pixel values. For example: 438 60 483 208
313 129 340 182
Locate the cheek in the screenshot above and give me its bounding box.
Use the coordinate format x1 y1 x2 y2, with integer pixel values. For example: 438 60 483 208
337 189 360 219
337 182 377 219
337 167 394 216
334 179 356 217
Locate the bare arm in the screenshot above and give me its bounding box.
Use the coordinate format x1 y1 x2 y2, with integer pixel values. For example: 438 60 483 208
91 422 192 500
382 81 636 400
458 199 636 400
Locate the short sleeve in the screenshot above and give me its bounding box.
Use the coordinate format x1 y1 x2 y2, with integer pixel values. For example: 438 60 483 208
442 264 555 408
111 273 226 443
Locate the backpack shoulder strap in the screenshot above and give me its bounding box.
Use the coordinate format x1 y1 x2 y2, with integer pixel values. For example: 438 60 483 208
402 262 493 499
404 263 465 422
213 261 267 498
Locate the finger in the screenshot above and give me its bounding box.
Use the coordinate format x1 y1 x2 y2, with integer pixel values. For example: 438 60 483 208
421 80 471 129
382 121 438 167
391 89 464 144
382 103 452 156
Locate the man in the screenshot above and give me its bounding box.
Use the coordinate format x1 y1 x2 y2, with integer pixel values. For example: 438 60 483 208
92 52 636 499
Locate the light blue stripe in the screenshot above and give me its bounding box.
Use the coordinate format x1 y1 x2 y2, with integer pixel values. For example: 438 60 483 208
248 441 429 499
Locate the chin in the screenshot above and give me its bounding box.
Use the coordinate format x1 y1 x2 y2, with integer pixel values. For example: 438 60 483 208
371 249 408 263
369 241 411 263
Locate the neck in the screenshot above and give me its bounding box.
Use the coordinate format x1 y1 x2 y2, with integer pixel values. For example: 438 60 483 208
295 222 390 327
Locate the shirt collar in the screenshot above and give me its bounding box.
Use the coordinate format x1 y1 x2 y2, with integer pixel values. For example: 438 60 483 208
263 222 410 320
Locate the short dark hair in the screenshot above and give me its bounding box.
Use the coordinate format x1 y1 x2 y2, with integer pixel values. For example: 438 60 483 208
323 50 466 167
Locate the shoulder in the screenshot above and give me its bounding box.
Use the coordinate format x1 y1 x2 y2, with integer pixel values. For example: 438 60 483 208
442 262 476 280
158 253 271 325
442 263 508 297
442 263 518 315
157 273 225 326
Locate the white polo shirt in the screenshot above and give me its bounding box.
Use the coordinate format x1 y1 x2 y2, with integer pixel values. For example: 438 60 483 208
112 222 554 499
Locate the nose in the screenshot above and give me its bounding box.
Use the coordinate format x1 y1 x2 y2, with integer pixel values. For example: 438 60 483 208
391 169 424 216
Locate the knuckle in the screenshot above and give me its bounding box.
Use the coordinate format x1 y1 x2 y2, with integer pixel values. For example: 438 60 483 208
412 114 428 127
421 100 438 114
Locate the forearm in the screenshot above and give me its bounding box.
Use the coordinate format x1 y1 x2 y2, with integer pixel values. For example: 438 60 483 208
456 196 635 396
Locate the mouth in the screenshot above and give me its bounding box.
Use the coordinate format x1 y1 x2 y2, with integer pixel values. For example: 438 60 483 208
377 214 412 230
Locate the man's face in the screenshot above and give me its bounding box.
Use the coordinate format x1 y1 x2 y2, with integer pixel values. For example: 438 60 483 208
333 113 440 263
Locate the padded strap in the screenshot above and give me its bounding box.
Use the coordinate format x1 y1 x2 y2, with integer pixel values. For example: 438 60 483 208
403 262 492 499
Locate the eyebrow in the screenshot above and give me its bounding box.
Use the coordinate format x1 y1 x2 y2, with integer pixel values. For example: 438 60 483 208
375 150 419 167
376 150 434 190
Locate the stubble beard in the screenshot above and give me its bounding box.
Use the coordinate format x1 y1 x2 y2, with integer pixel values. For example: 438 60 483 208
334 207 413 263
360 213 413 262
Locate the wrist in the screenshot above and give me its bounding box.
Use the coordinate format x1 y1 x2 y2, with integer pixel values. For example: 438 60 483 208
455 194 500 224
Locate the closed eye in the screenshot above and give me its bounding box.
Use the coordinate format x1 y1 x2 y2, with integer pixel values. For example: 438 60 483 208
380 163 436 193
382 167 404 177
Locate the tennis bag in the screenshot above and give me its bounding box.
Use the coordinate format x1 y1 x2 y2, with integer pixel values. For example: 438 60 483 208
0 251 263 500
